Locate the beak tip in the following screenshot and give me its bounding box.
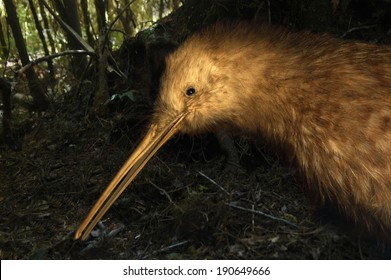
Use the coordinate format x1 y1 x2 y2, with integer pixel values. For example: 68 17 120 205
74 228 85 240
73 113 187 243
74 231 81 240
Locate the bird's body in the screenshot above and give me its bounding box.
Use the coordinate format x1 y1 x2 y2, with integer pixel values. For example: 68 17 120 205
76 21 391 242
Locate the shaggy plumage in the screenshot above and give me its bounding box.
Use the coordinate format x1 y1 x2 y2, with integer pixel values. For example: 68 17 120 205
155 21 391 239
76 21 391 241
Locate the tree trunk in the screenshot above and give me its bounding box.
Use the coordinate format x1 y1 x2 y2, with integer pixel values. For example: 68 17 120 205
171 0 180 10
28 0 55 84
0 16 9 59
125 0 136 35
94 0 107 33
80 0 95 46
52 0 87 76
159 0 164 19
91 44 109 117
0 77 11 139
38 0 56 56
4 0 48 110
114 0 134 36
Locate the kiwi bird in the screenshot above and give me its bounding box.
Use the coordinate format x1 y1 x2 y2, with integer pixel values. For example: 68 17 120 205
75 21 391 241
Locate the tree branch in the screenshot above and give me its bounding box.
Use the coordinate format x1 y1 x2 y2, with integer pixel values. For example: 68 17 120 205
16 50 96 76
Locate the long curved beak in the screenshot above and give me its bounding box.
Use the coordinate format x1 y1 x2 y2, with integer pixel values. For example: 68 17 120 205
75 112 188 240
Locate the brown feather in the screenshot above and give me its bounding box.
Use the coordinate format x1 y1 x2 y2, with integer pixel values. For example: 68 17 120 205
156 21 391 240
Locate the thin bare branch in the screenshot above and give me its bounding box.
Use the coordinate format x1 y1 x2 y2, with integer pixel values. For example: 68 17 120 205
197 171 229 194
17 50 96 76
103 0 137 49
228 203 298 228
141 240 189 259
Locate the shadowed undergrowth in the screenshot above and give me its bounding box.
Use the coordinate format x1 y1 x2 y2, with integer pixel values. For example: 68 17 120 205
0 97 385 260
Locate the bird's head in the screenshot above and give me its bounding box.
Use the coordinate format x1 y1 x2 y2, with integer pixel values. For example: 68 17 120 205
153 37 242 135
75 26 247 240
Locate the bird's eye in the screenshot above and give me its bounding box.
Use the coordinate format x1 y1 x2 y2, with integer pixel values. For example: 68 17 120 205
185 87 196 96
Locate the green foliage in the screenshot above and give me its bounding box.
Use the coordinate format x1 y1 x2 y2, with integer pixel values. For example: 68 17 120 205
105 89 139 105
2 0 43 56
1 0 180 60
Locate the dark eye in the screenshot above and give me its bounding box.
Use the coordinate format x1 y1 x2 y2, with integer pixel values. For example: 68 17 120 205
185 87 196 96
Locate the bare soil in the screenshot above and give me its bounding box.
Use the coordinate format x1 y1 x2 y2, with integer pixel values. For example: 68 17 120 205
0 97 386 260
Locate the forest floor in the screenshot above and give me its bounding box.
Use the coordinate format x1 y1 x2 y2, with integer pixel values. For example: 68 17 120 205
0 97 387 260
